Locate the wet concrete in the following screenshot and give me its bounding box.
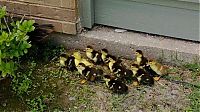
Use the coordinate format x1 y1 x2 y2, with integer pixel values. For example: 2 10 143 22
50 26 200 65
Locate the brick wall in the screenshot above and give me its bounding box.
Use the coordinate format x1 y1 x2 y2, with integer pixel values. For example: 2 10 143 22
0 0 78 34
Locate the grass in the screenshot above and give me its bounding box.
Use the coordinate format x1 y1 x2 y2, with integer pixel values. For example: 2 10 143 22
186 84 200 111
111 94 127 111
183 63 200 111
163 62 200 111
183 63 200 80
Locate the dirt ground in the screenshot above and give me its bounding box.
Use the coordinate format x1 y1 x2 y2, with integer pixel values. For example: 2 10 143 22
0 47 199 112
43 50 196 112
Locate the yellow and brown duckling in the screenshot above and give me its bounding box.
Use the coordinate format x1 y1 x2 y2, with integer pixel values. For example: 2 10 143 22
143 64 161 81
131 64 154 86
107 56 122 73
104 75 128 94
72 51 82 66
134 50 162 81
59 53 68 67
73 51 93 67
101 48 113 64
107 56 133 82
122 68 134 83
135 50 148 67
59 53 77 72
112 65 134 83
147 60 167 80
76 63 103 82
85 46 103 65
138 74 154 86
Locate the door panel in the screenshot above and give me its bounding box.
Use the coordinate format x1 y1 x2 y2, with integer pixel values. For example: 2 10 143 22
94 0 199 41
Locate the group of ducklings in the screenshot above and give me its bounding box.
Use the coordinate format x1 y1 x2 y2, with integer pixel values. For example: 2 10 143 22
59 46 167 94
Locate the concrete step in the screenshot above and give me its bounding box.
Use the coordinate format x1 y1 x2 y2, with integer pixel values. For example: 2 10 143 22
50 26 200 65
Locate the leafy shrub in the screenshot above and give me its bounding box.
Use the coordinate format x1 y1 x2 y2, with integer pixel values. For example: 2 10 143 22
0 6 35 78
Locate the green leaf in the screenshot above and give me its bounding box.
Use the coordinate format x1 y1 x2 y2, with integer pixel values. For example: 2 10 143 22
24 49 28 54
14 51 19 57
0 6 6 18
1 31 8 40
1 72 7 77
19 20 35 33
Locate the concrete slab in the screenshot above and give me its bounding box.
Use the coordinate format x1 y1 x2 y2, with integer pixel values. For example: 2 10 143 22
50 26 200 65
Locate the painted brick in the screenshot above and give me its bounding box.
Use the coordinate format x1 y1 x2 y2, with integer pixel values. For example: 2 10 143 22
1 1 30 15
10 14 77 34
61 0 76 9
62 22 76 34
29 4 76 22
46 0 61 8
33 17 77 34
1 1 76 22
1 0 78 34
10 0 61 7
12 0 76 9
13 0 46 5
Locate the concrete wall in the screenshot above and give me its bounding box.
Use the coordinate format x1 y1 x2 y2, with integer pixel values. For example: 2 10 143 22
0 0 78 34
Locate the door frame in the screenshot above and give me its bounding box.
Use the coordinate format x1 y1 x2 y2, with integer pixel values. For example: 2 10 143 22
79 0 94 28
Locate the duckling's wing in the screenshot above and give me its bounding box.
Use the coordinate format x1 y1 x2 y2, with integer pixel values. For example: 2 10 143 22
66 56 77 71
140 75 154 86
144 65 160 77
96 53 104 64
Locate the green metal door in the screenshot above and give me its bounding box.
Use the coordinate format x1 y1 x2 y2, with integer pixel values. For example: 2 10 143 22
80 0 200 41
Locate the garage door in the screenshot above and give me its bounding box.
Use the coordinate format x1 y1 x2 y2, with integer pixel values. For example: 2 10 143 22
80 0 200 41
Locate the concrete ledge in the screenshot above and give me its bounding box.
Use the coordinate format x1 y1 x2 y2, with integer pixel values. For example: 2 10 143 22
51 26 200 65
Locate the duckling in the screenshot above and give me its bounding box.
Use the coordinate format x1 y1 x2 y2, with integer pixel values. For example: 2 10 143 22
131 64 146 76
104 75 128 94
135 50 148 67
108 56 122 73
107 56 132 82
85 46 103 64
76 63 103 82
131 64 154 86
138 73 154 86
122 68 134 83
112 65 134 83
143 64 160 81
101 48 111 64
59 53 77 71
73 51 93 67
76 63 87 76
148 60 166 75
81 58 94 67
66 56 77 72
148 60 167 80
72 51 82 66
59 53 68 67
